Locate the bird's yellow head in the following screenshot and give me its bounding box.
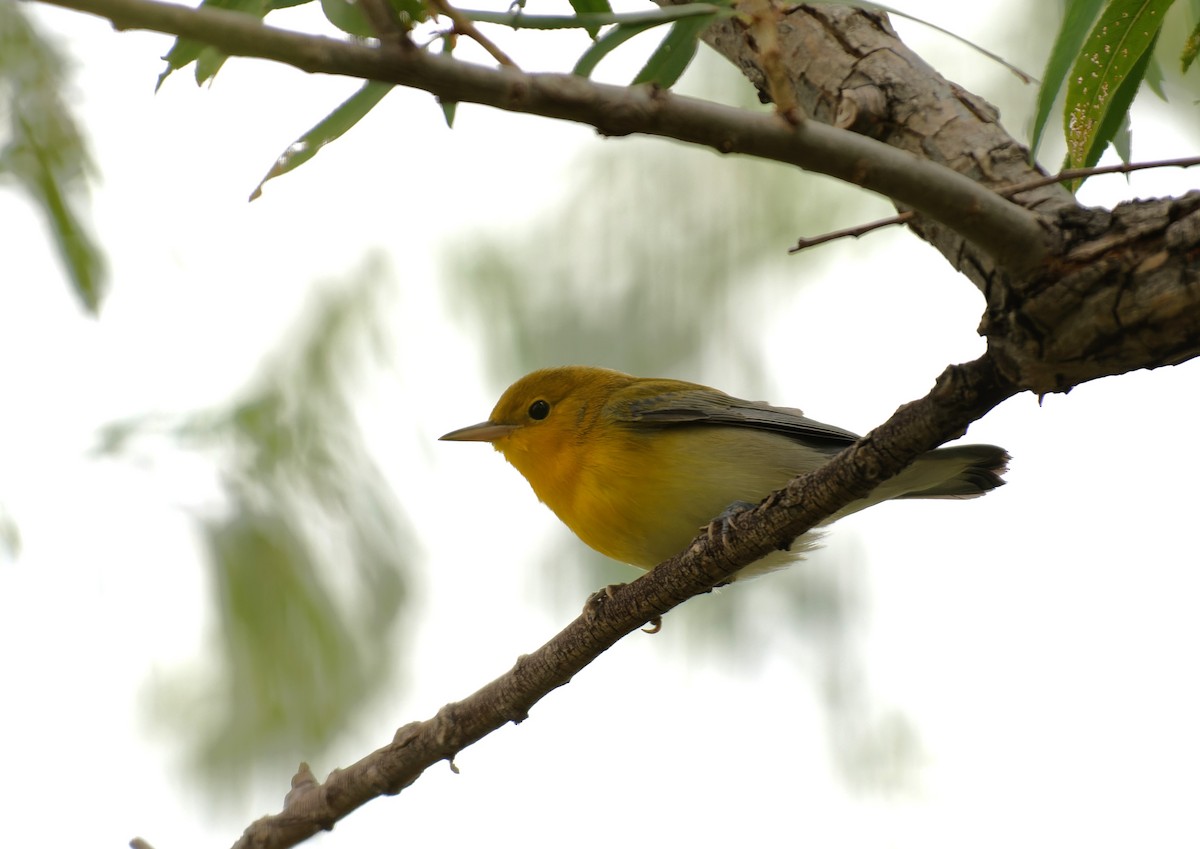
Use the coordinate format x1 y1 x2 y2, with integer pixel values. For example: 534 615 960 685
440 366 638 503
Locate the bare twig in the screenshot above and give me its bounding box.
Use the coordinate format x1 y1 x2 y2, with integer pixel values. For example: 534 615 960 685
788 210 914 252
788 156 1200 254
34 0 1050 272
426 0 518 67
1003 155 1200 197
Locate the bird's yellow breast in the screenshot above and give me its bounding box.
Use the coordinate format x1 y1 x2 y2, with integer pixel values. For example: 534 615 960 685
501 421 826 568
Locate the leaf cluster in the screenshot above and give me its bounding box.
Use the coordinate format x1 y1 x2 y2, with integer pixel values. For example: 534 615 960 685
1033 0 1200 182
156 0 736 196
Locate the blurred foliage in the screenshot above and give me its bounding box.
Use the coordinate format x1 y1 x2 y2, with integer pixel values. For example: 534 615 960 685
0 4 107 313
441 49 915 791
0 502 20 562
94 262 415 793
444 50 861 388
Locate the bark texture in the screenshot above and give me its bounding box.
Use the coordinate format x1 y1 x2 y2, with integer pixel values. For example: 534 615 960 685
693 4 1200 393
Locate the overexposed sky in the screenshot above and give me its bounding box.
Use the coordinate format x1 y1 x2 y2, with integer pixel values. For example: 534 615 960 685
3 2 1200 848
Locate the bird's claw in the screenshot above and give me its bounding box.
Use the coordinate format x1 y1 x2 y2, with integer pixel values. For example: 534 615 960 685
707 500 755 541
583 582 626 621
583 584 662 633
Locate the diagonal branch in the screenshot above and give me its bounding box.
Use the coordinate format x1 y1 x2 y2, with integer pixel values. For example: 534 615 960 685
34 0 1051 272
228 353 1017 849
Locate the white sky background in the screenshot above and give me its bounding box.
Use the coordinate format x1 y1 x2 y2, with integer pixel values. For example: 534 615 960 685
2 1 1200 848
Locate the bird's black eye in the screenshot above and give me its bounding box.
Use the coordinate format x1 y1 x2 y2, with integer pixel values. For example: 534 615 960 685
528 399 551 420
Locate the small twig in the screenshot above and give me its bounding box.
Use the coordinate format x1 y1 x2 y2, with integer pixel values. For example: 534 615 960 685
788 210 913 253
427 0 519 68
1002 155 1200 197
789 156 1200 254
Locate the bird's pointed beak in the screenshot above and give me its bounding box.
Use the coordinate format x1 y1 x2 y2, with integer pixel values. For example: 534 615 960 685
439 420 517 442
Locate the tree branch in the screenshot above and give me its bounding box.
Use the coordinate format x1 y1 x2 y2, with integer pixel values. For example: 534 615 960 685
33 0 1050 272
228 353 1016 849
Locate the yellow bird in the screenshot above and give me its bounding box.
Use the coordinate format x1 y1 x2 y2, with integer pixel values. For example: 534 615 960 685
441 366 1008 577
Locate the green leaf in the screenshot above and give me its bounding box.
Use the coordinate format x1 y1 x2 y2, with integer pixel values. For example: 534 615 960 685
1182 19 1200 72
568 0 613 38
1030 0 1106 162
439 35 458 128
1111 109 1133 164
1087 31 1155 173
1064 0 1174 174
24 124 106 311
573 21 657 78
250 81 392 200
1142 52 1167 98
320 0 373 37
1066 29 1157 188
156 0 268 90
631 14 712 88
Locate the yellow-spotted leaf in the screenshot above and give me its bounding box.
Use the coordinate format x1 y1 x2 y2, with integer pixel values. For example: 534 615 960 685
1064 0 1173 175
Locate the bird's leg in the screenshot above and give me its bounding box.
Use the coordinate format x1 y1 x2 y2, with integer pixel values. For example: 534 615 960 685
714 500 756 526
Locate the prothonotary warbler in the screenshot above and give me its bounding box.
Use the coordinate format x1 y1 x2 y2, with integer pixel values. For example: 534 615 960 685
441 366 1008 577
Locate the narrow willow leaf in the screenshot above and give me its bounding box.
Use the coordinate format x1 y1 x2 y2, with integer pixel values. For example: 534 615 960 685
27 136 106 311
250 81 392 200
321 0 373 37
1112 109 1133 164
1183 19 1200 71
573 21 657 77
194 45 230 85
1081 31 1156 178
2 5 108 312
631 14 712 87
1064 0 1174 173
569 0 613 38
439 35 458 128
1142 53 1167 98
1030 0 1106 161
157 0 268 89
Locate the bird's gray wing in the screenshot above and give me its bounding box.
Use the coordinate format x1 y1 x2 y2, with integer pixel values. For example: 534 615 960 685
613 386 861 448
